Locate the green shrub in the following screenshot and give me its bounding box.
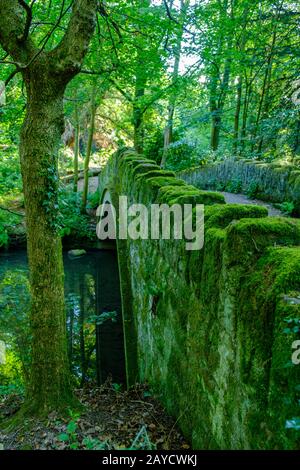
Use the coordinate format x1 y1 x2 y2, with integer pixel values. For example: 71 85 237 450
165 138 206 172
275 201 295 216
246 181 259 199
87 189 100 210
226 178 243 194
58 188 96 240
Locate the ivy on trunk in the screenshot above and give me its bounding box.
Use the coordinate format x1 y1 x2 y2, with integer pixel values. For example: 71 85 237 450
0 0 97 415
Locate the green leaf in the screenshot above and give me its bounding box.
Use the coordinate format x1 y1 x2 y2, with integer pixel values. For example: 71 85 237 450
58 433 69 442
66 421 77 434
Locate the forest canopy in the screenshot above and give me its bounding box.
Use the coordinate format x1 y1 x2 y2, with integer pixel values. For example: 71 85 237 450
1 0 299 179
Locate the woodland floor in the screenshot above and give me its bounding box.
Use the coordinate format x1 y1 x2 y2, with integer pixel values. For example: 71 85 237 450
0 381 189 451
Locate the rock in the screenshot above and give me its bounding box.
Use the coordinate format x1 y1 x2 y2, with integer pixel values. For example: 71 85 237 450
68 249 87 258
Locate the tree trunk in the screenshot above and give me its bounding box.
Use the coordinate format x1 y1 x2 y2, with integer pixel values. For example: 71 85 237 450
0 0 98 416
161 0 189 168
209 71 220 151
132 77 145 155
209 50 232 152
132 34 148 155
81 84 97 213
257 60 273 154
210 113 220 151
252 28 277 153
73 105 80 193
240 81 251 153
233 76 243 155
133 103 144 155
20 71 73 414
161 102 175 168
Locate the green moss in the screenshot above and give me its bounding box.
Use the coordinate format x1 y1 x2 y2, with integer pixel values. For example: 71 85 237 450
98 148 300 450
224 217 300 267
236 246 300 449
125 158 158 168
144 176 186 191
136 170 176 182
157 185 225 206
131 163 161 177
158 184 201 201
257 246 300 294
200 227 225 303
205 204 268 229
172 191 224 206
231 217 300 241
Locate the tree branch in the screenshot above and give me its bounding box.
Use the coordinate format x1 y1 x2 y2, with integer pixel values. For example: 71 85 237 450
98 2 122 42
18 0 72 70
163 0 176 23
0 0 34 64
17 0 32 42
108 78 133 103
52 0 98 76
80 66 116 75
141 58 201 114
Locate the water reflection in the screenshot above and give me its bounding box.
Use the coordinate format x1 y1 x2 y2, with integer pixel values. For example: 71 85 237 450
0 249 126 386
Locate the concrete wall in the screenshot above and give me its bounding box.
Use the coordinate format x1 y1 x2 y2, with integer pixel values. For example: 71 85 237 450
99 149 300 449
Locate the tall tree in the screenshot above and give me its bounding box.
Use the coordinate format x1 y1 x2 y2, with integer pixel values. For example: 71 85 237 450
0 0 97 414
161 0 190 167
81 81 97 213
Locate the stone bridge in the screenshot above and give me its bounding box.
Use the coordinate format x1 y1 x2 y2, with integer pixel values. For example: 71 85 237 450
98 148 300 450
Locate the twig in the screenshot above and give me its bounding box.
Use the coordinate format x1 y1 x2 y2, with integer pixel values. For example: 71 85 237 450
130 400 155 407
17 0 33 42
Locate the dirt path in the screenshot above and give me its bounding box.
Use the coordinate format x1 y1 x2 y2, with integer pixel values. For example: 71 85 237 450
218 191 284 217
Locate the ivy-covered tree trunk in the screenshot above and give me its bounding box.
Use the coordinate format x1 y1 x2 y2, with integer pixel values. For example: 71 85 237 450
0 0 97 415
19 67 73 413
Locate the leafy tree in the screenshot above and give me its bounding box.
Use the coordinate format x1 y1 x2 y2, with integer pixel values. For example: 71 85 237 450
0 0 98 415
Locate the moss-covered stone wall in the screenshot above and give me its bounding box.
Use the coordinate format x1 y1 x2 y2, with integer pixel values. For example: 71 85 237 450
178 159 300 215
99 149 300 449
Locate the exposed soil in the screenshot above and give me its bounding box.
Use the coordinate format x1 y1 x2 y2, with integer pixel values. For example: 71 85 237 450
219 191 284 217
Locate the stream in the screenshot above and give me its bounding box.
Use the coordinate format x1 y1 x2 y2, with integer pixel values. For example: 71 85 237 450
0 249 126 386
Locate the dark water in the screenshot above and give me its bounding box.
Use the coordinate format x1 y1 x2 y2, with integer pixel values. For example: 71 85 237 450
0 249 126 385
